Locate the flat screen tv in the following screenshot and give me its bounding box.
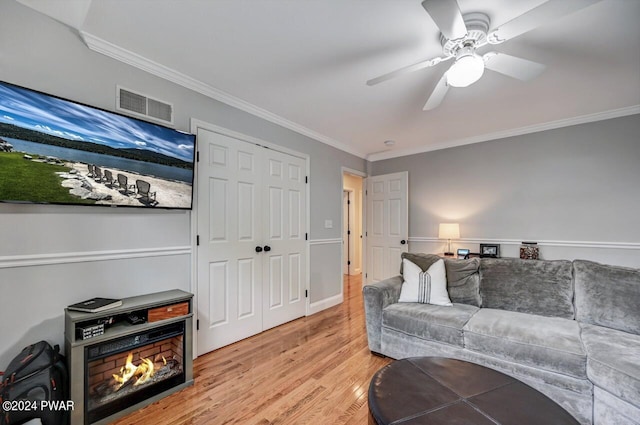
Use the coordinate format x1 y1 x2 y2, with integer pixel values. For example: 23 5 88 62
0 80 196 209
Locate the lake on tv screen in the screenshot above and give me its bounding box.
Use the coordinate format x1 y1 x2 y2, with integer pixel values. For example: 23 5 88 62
4 138 192 183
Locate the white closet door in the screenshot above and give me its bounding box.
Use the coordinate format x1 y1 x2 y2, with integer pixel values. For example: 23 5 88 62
196 128 308 355
196 129 263 355
366 172 408 283
261 148 307 330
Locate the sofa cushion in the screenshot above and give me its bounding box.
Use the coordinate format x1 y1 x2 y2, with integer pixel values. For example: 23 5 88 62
382 303 479 347
581 323 640 408
480 258 574 319
574 260 640 335
463 309 586 378
400 253 481 307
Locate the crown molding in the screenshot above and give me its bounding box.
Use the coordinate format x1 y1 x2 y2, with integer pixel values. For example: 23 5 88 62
79 31 367 159
368 105 640 162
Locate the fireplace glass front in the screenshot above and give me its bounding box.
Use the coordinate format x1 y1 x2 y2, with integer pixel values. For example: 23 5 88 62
85 322 185 424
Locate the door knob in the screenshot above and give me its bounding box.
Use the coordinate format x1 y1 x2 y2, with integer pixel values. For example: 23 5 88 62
400 240 406 245
255 246 263 253
263 245 271 252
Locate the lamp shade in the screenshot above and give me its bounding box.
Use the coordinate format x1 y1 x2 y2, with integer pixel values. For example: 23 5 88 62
439 223 460 240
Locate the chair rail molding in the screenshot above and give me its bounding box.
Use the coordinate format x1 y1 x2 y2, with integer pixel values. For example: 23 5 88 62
0 246 191 269
408 237 640 251
309 238 342 246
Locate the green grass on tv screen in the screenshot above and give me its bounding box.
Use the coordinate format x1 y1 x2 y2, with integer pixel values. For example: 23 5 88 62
0 152 95 204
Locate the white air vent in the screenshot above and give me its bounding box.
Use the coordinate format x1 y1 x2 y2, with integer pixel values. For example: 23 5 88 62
116 86 174 125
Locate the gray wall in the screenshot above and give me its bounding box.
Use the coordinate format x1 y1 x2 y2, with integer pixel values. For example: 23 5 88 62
371 114 640 267
0 1 364 366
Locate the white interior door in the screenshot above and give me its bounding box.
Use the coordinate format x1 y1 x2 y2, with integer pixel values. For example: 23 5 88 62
261 148 307 330
196 128 308 354
197 129 263 354
365 172 408 283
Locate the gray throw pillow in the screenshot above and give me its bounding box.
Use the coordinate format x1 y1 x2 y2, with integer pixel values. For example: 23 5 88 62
400 252 440 274
444 257 481 307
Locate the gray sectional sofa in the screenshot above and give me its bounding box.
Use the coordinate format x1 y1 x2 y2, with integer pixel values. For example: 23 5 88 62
363 253 640 425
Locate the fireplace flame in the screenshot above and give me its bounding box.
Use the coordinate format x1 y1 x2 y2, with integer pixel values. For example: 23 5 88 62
112 352 166 390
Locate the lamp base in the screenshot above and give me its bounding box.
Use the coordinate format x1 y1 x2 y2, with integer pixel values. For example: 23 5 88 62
443 252 455 256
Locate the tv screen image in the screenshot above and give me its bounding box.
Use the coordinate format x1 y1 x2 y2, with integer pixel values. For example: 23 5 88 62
0 81 196 209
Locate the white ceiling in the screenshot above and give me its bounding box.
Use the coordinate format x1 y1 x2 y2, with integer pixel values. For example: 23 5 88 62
19 0 640 160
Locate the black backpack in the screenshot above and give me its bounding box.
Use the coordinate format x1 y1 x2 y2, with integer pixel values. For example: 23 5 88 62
0 341 69 425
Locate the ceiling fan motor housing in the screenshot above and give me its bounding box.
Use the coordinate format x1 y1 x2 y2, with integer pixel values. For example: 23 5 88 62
440 12 491 57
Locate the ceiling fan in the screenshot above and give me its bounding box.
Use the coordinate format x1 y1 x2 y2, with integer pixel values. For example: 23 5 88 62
366 0 601 110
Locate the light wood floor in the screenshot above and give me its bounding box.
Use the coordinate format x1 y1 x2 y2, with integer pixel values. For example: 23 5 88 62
112 274 392 424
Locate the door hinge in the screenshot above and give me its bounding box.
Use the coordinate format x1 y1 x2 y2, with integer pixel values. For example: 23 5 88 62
365 273 368 278
305 176 308 184
365 189 368 195
196 151 200 162
305 233 308 240
196 235 200 246
347 200 350 205
348 260 351 265
365 231 368 237
305 290 308 298
347 230 351 235
196 319 200 331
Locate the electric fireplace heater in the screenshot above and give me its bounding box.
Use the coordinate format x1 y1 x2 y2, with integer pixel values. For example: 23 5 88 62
65 290 193 425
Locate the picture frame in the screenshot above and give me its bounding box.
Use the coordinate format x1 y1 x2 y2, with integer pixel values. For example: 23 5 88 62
480 244 500 258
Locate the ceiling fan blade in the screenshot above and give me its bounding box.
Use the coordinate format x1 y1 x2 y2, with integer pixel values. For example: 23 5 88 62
487 0 602 44
422 0 467 41
423 71 449 111
483 52 546 81
366 55 450 86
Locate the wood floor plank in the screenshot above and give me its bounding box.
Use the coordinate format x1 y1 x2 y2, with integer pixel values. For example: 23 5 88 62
111 274 391 425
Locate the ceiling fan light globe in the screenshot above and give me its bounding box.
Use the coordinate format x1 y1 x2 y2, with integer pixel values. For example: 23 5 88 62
447 53 485 87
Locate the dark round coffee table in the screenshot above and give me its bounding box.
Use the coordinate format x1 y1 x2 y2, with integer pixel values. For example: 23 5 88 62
368 357 579 425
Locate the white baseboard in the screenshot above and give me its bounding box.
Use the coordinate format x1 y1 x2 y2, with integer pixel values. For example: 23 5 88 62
308 293 343 316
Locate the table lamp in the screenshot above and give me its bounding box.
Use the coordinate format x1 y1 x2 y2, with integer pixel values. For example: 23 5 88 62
439 223 460 256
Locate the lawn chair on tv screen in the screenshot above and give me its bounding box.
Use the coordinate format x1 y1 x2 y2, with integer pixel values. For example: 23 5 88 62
93 166 103 182
136 179 157 206
116 173 136 195
103 169 115 187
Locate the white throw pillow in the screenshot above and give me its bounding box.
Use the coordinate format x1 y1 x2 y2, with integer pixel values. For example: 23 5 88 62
398 258 452 306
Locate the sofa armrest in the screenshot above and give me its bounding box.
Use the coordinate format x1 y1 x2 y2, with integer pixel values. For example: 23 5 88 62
362 275 403 353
